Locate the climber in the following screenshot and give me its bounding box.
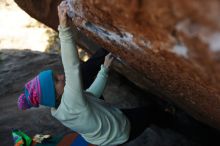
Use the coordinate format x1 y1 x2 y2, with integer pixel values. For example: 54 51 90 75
17 1 169 145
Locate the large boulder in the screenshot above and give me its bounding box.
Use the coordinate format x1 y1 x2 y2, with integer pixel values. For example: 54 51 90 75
14 0 220 129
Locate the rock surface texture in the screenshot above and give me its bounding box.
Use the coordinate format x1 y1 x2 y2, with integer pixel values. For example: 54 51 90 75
14 0 220 129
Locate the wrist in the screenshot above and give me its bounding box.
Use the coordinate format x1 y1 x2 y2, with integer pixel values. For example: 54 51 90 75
101 64 109 73
103 64 108 70
59 23 68 28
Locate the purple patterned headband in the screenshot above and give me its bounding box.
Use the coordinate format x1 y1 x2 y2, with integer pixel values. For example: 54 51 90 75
18 76 41 110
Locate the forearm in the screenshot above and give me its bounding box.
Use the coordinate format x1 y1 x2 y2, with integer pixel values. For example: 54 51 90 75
58 26 86 108
58 26 78 68
86 65 109 98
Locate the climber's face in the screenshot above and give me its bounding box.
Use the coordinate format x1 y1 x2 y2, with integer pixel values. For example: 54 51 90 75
54 73 65 104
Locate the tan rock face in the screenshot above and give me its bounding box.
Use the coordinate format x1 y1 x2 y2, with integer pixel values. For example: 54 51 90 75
15 0 220 129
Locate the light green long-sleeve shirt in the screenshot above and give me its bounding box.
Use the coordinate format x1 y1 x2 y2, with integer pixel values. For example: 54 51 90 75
51 26 130 146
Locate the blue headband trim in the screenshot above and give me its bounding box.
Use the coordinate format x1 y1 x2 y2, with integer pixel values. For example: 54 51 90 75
39 70 56 107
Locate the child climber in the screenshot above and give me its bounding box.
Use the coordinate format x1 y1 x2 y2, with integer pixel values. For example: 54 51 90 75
18 1 129 145
18 1 168 145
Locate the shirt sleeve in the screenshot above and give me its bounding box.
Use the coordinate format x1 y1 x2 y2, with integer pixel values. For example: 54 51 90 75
58 25 87 112
86 65 109 98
